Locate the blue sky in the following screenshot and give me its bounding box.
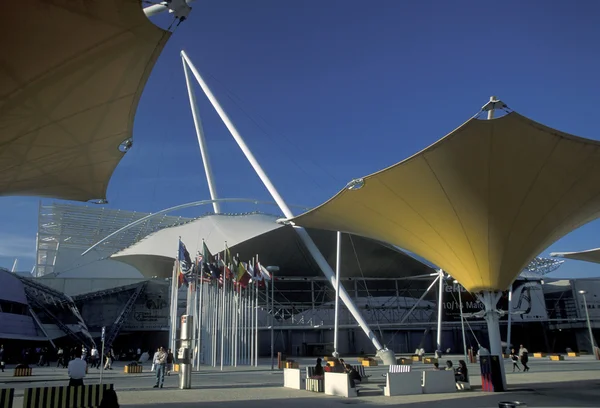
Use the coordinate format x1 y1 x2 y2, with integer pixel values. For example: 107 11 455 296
2 0 600 278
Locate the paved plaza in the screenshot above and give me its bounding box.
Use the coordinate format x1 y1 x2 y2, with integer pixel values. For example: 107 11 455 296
1 355 599 407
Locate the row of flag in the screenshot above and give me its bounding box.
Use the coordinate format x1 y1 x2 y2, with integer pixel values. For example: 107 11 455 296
176 239 271 289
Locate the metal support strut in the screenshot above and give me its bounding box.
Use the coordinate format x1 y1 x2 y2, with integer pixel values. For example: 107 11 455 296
180 50 384 353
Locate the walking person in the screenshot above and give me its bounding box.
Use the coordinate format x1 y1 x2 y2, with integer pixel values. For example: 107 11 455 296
510 348 521 372
104 351 113 370
153 347 167 388
0 344 5 372
56 347 64 368
166 348 174 376
519 344 530 372
91 346 99 369
151 348 159 372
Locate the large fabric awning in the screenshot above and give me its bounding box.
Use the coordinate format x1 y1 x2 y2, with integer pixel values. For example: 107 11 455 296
551 248 600 264
289 111 600 293
0 0 170 201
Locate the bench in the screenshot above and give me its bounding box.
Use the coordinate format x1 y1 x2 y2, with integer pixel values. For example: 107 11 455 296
351 365 370 382
124 364 142 373
397 357 413 365
305 378 324 393
422 357 438 364
422 370 456 394
0 388 14 408
324 372 357 398
283 368 304 390
13 368 32 377
549 355 564 361
389 364 412 373
567 352 579 357
384 371 422 396
456 381 471 391
23 384 114 408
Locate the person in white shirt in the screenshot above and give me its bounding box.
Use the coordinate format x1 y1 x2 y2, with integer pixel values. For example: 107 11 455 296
68 357 87 387
153 347 167 388
91 347 99 369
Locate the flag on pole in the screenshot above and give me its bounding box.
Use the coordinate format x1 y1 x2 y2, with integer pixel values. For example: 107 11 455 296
177 239 193 288
236 260 251 288
219 246 234 281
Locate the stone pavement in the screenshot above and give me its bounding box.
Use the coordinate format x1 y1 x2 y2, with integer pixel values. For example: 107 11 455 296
1 355 598 407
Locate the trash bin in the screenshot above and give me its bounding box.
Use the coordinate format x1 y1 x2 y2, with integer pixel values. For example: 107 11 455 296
480 355 505 392
498 402 527 408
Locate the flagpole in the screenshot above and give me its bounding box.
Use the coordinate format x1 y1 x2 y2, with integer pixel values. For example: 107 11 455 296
197 259 204 369
212 281 218 367
169 259 177 355
270 263 275 371
265 270 270 370
255 278 259 367
220 250 226 371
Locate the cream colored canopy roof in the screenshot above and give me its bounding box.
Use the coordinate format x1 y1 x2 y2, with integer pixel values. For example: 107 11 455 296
290 111 600 293
0 0 170 201
551 248 600 264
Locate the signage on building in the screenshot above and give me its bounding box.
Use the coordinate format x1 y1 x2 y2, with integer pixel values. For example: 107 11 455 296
443 279 548 322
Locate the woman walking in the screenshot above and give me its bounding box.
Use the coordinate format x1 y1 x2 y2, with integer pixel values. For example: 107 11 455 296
510 348 521 372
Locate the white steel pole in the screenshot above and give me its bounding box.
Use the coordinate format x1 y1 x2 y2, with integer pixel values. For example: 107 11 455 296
181 51 384 352
220 267 226 370
270 270 275 370
487 96 497 119
255 282 259 367
580 292 597 358
456 282 468 363
333 231 342 358
182 60 220 213
505 284 513 355
250 283 255 366
436 269 444 356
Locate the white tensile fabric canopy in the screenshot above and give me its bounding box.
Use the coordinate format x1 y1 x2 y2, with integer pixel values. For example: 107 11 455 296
0 0 170 201
112 213 284 278
551 248 600 264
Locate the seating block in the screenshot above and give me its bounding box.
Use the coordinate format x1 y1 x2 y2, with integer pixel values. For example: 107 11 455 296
283 368 303 390
23 384 114 408
13 368 32 377
549 355 564 361
397 358 413 365
411 355 422 362
351 365 369 382
456 381 471 391
423 357 438 364
361 360 377 367
124 365 142 373
533 352 546 358
305 378 324 392
0 388 14 408
567 352 579 357
422 370 456 394
389 364 411 373
324 372 356 398
384 372 422 396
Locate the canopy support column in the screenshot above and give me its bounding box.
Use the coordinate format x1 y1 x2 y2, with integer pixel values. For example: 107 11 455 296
478 291 506 390
180 50 384 353
182 58 220 214
436 269 444 357
333 231 342 358
505 284 513 354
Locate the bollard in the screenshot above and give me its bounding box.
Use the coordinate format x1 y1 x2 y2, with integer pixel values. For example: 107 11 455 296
498 402 527 408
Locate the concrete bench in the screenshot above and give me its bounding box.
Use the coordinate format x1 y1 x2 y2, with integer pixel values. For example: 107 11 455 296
324 372 357 398
456 381 471 391
0 388 14 408
305 378 324 392
23 384 114 408
422 370 456 394
283 368 304 390
389 364 412 373
351 365 370 382
13 367 32 377
384 371 422 396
